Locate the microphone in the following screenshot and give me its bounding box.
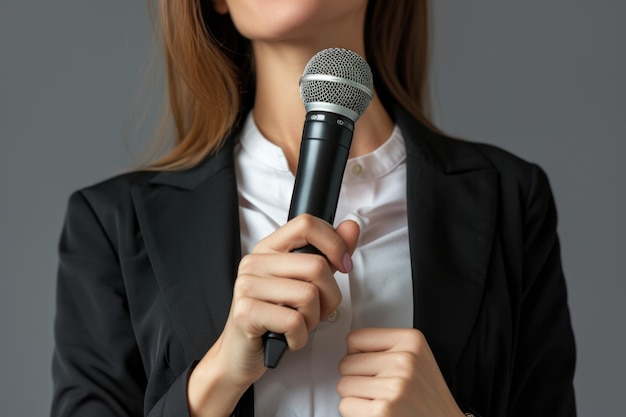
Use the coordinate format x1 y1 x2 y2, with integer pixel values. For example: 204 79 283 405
263 48 374 368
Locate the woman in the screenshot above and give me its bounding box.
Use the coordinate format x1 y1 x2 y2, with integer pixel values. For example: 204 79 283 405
51 1 577 416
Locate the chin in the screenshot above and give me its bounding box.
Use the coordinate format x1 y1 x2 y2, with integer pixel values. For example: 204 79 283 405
227 0 367 45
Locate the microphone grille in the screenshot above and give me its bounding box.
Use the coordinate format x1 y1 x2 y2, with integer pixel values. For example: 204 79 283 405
300 48 374 121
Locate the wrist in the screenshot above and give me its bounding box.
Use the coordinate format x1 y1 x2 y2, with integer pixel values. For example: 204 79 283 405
187 348 249 417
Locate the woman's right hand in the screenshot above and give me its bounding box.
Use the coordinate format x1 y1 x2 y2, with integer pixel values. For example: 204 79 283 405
187 214 360 417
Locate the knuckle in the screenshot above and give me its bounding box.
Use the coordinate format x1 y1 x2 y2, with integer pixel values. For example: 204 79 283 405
405 328 426 350
283 308 306 331
290 337 307 351
293 213 317 231
388 376 408 397
232 297 255 321
372 400 393 417
300 282 319 305
284 315 308 350
338 398 350 415
345 330 357 347
413 328 426 341
335 377 346 394
237 254 255 274
336 356 349 375
307 254 329 275
393 351 417 369
233 274 255 296
345 328 364 347
327 234 345 255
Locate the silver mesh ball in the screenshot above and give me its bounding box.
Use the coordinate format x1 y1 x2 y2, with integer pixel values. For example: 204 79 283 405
300 48 373 121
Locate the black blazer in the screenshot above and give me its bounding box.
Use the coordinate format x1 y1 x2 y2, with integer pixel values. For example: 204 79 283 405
51 105 576 416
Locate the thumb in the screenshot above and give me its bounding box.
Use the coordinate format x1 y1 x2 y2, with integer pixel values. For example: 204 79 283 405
336 219 360 257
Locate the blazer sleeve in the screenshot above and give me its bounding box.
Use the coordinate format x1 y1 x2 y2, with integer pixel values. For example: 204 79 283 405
509 165 577 416
51 190 193 417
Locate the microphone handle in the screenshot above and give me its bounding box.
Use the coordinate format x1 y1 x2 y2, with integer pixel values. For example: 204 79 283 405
263 111 354 368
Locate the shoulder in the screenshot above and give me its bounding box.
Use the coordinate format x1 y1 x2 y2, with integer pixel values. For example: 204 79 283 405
68 170 158 215
61 170 160 252
432 130 540 177
395 106 544 191
62 142 237 246
467 139 544 179
438 136 558 239
410 127 556 221
433 129 550 187
468 139 553 203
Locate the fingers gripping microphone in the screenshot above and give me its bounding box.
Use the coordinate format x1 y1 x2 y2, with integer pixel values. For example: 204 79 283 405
263 48 373 368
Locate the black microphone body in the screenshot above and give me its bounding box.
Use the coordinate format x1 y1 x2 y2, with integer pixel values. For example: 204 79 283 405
289 111 355 224
262 111 354 368
263 48 373 369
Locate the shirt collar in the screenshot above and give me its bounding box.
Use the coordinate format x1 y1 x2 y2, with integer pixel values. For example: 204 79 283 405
239 111 406 181
344 125 405 183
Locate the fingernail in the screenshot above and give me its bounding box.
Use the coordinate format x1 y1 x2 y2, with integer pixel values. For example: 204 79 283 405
343 252 353 273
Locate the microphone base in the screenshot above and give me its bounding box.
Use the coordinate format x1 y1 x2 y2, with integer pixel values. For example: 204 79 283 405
262 332 288 368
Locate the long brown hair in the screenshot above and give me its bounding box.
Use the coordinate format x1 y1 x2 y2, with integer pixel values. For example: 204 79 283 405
149 0 433 170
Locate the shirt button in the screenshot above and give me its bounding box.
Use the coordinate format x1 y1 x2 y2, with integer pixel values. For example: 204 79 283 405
351 163 363 176
327 309 340 322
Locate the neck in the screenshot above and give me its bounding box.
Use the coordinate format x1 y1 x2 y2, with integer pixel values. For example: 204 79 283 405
251 42 394 173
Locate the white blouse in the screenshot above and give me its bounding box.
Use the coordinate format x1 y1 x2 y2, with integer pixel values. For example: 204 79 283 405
235 112 414 417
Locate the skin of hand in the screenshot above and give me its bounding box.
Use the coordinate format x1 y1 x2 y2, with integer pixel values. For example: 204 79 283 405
337 328 465 417
187 214 360 417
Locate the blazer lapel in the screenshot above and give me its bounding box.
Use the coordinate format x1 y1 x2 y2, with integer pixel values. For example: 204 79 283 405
130 142 241 361
396 106 498 381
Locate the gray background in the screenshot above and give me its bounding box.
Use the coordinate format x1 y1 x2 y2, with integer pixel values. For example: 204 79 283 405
0 0 623 415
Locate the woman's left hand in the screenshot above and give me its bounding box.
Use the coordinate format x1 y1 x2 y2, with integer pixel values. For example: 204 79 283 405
336 328 465 417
